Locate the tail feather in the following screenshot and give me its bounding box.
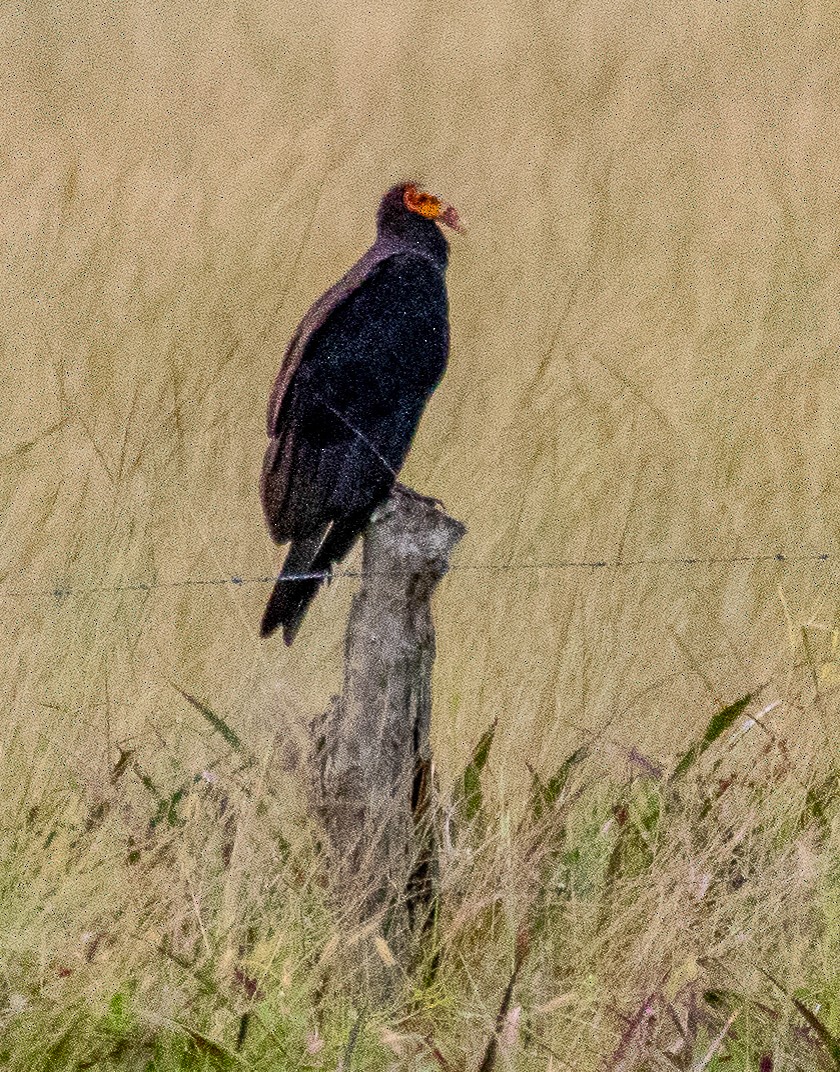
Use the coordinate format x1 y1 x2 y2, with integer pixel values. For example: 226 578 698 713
260 529 328 643
260 571 328 644
261 511 374 644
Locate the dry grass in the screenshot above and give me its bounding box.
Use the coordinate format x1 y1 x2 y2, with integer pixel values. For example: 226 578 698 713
1 0 839 1067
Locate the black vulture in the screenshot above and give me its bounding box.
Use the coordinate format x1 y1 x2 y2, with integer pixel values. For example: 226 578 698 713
259 182 463 644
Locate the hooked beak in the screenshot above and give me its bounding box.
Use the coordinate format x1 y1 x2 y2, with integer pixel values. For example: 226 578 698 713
439 202 466 234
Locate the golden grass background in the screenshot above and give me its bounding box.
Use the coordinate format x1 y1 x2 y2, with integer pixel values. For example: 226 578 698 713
3 0 839 775
1 0 839 1064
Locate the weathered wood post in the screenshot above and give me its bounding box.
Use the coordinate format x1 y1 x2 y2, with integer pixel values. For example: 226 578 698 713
309 485 466 974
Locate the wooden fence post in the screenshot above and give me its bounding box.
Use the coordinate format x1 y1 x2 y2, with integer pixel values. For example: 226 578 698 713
309 486 466 975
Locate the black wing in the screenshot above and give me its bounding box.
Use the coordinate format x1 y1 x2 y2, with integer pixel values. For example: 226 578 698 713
261 252 449 542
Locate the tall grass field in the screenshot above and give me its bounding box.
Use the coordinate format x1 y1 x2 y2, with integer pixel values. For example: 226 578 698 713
1 0 838 1067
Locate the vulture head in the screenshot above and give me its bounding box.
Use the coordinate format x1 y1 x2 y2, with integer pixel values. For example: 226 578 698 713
377 182 464 246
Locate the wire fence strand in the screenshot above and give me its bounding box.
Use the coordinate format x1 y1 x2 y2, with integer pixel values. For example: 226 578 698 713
0 549 834 603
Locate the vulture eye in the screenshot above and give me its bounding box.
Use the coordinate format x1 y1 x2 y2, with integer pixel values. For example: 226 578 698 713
404 185 442 220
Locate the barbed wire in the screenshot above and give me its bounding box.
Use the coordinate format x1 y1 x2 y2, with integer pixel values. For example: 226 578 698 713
0 549 833 603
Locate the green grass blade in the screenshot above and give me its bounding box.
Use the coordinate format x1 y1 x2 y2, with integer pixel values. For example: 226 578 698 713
169 682 253 762
458 718 497 822
671 694 752 781
531 745 589 820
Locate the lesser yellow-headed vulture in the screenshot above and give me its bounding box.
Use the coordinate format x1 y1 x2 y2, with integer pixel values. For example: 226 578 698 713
259 182 463 643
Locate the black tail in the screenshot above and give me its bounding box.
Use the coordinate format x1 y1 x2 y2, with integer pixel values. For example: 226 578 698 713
260 512 372 645
260 529 328 644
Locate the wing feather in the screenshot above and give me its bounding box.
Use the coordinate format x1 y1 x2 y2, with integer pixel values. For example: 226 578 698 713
261 246 447 543
266 243 403 437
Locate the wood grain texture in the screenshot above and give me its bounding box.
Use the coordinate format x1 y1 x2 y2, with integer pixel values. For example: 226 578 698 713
309 487 465 962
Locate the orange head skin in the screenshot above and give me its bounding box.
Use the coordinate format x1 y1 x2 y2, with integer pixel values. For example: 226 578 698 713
403 183 465 233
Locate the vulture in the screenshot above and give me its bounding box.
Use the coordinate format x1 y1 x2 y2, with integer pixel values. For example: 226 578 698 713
259 181 463 644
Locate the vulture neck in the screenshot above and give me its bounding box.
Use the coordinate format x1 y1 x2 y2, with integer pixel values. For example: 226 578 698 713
376 213 449 269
